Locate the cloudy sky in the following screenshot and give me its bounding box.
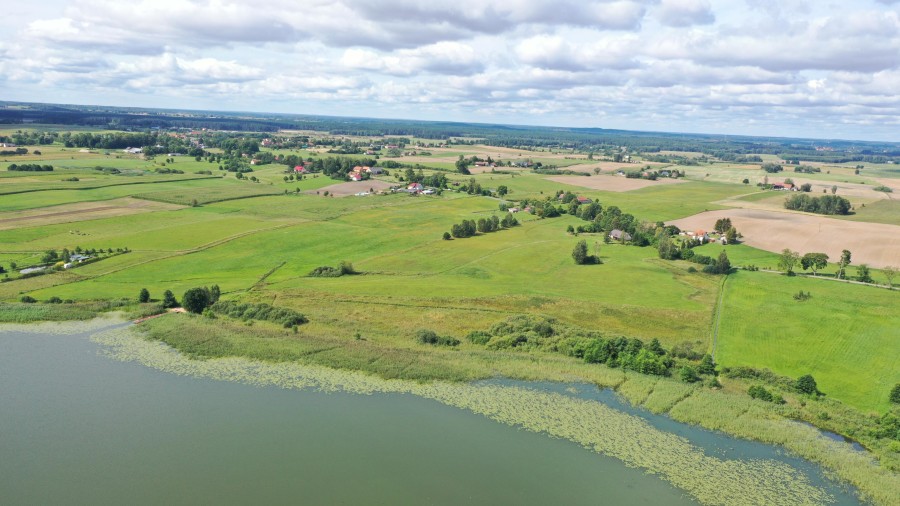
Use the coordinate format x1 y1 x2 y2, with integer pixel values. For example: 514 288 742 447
1 0 898 141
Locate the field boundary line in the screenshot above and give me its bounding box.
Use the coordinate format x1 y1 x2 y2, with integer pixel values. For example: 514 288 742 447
0 175 220 197
711 273 728 361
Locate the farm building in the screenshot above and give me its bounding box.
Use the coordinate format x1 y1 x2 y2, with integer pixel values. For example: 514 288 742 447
407 183 423 193
609 229 632 241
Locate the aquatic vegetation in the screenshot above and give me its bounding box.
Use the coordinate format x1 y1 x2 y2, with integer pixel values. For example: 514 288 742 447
91 324 844 506
0 313 125 334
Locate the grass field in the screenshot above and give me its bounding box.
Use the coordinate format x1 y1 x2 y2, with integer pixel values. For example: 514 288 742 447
717 271 900 412
1 130 899 504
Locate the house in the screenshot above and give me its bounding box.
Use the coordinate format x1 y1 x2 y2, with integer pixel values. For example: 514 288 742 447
576 196 592 204
349 172 363 181
508 207 520 213
0 142 17 148
474 161 489 167
123 147 142 154
783 183 795 191
609 229 632 242
366 166 383 175
407 183 423 192
422 189 435 195
694 230 709 243
294 165 307 173
69 254 90 262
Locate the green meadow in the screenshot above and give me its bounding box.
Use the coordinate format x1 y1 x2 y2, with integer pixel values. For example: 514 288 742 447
717 271 900 412
1 128 898 504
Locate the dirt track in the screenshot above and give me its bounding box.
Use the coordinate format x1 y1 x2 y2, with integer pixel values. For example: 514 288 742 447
669 209 900 268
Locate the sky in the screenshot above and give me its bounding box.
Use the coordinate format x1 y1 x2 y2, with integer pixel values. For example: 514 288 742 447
1 0 899 141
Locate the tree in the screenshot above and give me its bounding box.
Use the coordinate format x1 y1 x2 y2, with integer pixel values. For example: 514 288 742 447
795 374 818 395
856 264 873 283
831 185 837 195
890 383 900 404
724 227 737 244
657 233 678 260
442 231 451 240
704 250 731 275
182 287 211 314
800 253 829 276
455 155 470 175
572 240 589 265
162 290 178 308
679 366 700 383
497 185 508 196
209 284 221 304
838 249 852 279
778 249 800 275
884 266 897 289
698 354 716 375
713 218 732 234
138 288 150 303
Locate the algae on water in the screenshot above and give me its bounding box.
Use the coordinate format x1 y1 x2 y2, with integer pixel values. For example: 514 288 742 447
90 324 836 506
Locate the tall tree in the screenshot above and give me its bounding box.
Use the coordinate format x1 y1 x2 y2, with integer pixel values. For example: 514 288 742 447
884 266 897 290
162 290 178 309
778 249 800 275
800 253 829 276
572 240 589 265
838 249 852 279
138 288 150 303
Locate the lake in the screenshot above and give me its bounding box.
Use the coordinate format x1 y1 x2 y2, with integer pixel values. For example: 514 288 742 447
0 320 862 505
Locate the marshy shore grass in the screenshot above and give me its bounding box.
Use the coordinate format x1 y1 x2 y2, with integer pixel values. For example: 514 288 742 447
90 314 899 506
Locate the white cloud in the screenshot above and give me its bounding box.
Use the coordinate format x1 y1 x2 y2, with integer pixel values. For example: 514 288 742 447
655 0 715 27
2 0 900 140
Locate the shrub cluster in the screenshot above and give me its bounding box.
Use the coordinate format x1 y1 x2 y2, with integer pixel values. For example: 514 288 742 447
8 163 53 171
308 261 356 277
784 194 851 215
210 300 308 328
415 329 460 346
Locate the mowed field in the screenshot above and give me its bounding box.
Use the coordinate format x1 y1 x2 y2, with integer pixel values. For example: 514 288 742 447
717 272 900 412
669 208 900 268
548 174 686 192
0 197 182 230
307 179 396 196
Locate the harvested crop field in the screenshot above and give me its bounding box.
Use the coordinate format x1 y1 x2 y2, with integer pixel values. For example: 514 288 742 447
0 197 182 230
306 179 396 197
547 175 686 192
669 209 900 268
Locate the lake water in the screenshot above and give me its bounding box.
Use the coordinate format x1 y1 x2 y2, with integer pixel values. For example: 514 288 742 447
0 322 863 505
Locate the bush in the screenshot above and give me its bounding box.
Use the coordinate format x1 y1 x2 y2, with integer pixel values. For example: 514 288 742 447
20 295 37 303
210 300 307 327
795 374 819 395
139 288 150 303
415 329 460 346
748 385 774 402
45 296 63 304
182 287 212 314
309 262 357 277
162 290 179 309
679 366 700 383
889 383 900 404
